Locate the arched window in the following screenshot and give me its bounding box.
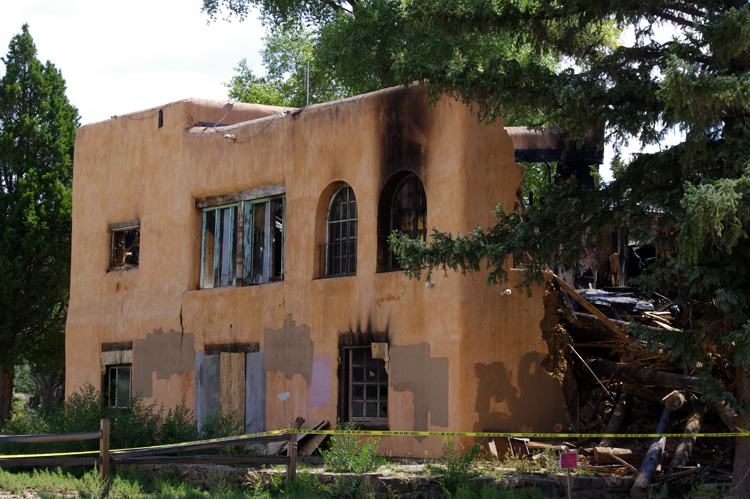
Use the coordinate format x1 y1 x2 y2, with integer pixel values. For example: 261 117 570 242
326 185 357 277
389 174 426 270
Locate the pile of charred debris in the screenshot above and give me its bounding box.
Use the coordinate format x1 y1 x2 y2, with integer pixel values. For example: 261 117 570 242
535 274 736 497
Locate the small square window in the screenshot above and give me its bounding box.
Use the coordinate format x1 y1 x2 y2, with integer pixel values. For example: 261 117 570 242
105 364 131 408
110 223 140 270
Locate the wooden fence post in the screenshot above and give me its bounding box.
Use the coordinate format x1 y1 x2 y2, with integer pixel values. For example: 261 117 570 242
99 419 110 484
286 431 297 483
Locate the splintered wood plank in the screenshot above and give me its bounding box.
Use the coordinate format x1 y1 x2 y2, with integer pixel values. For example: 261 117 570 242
220 352 246 429
553 274 630 343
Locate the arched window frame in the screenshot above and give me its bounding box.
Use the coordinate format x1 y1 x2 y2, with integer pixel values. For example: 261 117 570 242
388 174 426 270
325 185 357 277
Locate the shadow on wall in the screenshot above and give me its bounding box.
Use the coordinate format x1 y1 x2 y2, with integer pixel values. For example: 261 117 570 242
473 352 565 433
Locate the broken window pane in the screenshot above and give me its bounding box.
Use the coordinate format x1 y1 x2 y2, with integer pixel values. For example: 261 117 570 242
110 226 140 270
344 346 388 425
389 174 426 270
201 205 238 288
243 197 285 284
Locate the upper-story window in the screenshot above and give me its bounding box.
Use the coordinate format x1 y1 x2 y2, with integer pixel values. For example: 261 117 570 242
109 221 140 270
389 174 426 270
201 205 238 288
325 185 357 277
243 197 285 284
198 184 285 289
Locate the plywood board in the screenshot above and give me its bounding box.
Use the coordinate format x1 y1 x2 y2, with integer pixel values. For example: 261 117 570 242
220 352 246 426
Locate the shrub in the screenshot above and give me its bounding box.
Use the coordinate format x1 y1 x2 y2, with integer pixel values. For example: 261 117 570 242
428 436 480 495
0 384 240 459
321 420 385 474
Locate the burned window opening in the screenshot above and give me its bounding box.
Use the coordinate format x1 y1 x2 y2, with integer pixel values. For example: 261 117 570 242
339 344 388 428
110 223 140 270
199 193 285 289
389 174 426 270
201 204 238 288
243 197 285 284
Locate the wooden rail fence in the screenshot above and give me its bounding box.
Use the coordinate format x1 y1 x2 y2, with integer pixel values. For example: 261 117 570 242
0 419 297 483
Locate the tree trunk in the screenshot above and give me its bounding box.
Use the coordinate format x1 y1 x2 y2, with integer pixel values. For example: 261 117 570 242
0 365 14 425
732 367 750 498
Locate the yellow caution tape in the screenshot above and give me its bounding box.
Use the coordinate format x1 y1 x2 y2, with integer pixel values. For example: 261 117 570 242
285 428 750 439
2 427 748 460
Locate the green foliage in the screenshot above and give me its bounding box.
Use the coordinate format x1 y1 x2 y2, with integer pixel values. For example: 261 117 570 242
427 436 481 495
0 24 79 422
385 1 750 425
321 420 385 474
0 384 239 457
225 23 349 107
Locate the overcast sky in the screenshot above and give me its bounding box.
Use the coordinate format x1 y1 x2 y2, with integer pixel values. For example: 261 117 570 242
0 0 266 125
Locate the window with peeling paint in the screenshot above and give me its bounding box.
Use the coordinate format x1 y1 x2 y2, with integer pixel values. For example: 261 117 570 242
105 364 131 408
110 223 140 270
243 197 285 284
200 195 285 288
325 185 357 277
201 204 239 288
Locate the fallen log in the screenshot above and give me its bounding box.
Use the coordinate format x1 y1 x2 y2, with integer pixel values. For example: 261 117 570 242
662 390 688 411
667 409 702 473
631 406 672 498
712 400 737 432
589 359 699 391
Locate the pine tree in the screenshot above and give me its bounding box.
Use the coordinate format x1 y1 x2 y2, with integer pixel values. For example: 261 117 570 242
0 25 79 422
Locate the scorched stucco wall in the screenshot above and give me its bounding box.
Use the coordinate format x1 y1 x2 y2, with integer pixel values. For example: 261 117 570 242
66 86 565 457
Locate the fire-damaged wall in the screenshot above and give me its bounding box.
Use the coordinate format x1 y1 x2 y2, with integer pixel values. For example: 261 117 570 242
66 86 566 457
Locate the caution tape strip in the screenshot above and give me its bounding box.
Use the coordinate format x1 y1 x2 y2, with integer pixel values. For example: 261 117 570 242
1 428 748 460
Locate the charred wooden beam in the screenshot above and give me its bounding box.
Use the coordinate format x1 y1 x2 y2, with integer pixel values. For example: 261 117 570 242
631 406 672 498
668 409 703 473
589 359 699 391
600 393 633 448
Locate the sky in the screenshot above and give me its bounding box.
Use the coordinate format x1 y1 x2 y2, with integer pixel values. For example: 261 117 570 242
0 0 266 125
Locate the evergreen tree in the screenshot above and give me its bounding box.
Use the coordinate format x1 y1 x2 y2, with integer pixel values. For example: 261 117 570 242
0 25 79 422
386 0 750 488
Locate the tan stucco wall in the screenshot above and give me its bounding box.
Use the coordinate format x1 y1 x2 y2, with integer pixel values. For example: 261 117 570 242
66 86 565 457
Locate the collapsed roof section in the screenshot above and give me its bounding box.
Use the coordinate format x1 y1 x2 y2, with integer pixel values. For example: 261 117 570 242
507 127 604 165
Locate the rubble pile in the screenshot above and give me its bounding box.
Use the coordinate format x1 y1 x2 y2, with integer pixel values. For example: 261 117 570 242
539 275 735 497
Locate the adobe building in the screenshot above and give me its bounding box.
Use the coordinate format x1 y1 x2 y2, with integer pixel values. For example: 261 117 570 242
66 85 568 456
